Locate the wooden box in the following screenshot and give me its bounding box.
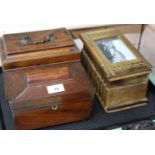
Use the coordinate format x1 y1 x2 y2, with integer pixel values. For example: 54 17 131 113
0 28 94 129
80 28 152 113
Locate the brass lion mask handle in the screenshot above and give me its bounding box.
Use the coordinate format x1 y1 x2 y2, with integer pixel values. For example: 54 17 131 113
20 34 55 45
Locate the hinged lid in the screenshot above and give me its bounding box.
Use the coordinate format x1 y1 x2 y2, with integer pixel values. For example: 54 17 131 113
80 28 152 81
3 28 74 54
0 28 80 70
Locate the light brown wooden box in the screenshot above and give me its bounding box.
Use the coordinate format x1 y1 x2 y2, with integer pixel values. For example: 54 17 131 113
80 28 152 113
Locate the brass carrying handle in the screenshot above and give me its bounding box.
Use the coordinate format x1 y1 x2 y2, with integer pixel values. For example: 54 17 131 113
20 34 55 45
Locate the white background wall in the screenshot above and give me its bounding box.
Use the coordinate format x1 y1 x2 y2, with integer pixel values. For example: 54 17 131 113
140 24 155 83
0 0 155 35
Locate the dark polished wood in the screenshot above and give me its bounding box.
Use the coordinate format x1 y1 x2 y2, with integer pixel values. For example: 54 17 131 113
0 28 94 130
1 28 80 70
4 61 94 130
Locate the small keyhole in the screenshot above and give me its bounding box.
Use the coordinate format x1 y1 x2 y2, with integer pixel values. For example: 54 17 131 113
51 105 58 111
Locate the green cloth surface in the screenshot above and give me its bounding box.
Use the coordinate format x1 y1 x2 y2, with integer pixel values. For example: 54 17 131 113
150 73 155 85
